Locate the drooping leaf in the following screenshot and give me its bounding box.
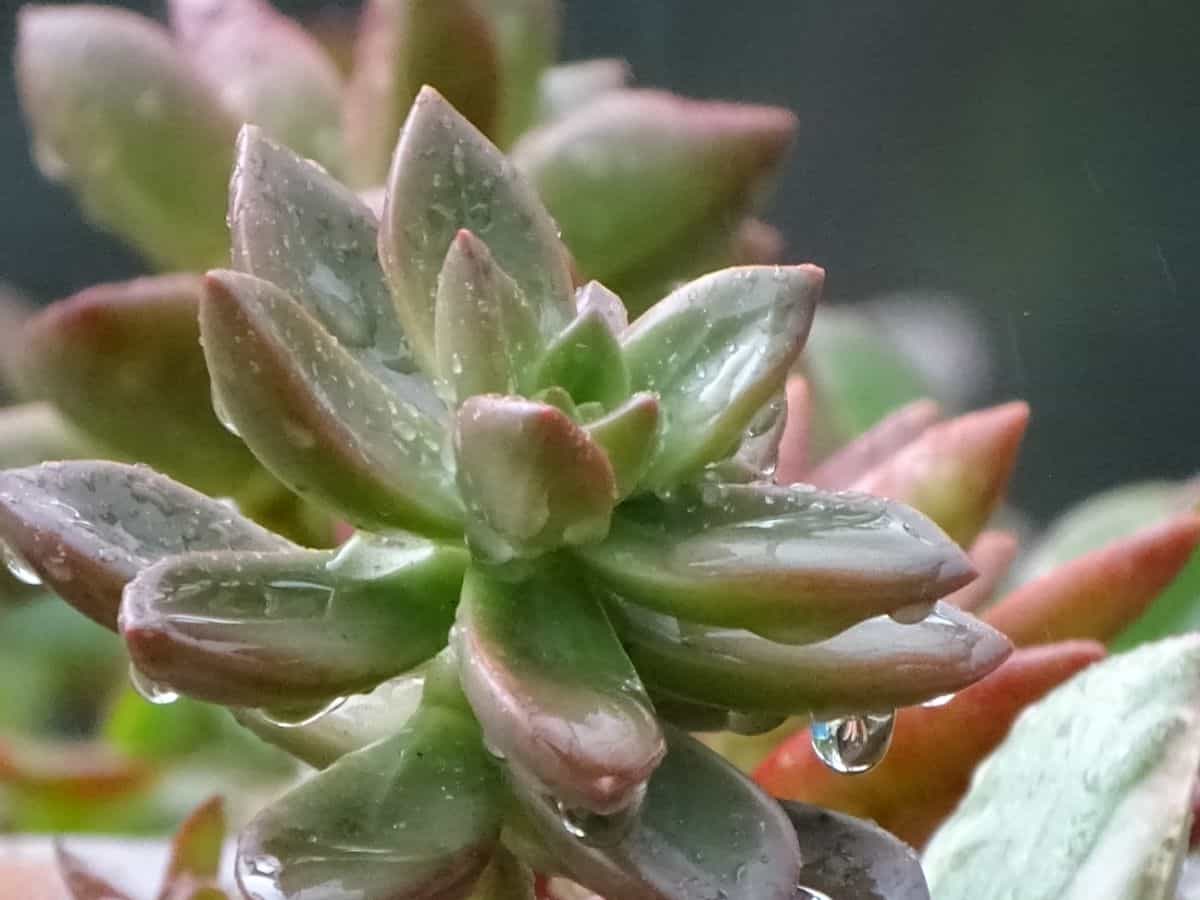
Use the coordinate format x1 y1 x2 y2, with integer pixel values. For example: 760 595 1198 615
923 635 1200 899
0 402 92 470
122 539 463 706
159 796 225 900
200 271 462 535
583 393 660 499
622 266 822 489
479 0 560 146
168 0 344 171
508 725 801 900
578 482 975 642
229 126 412 369
237 703 504 900
455 396 616 561
380 86 574 373
513 90 796 283
534 60 632 127
532 306 629 408
851 401 1030 546
945 530 1018 612
455 564 662 815
612 600 1009 717
0 461 290 630
756 641 1103 848
13 275 259 493
344 0 500 185
803 398 941 490
16 5 235 269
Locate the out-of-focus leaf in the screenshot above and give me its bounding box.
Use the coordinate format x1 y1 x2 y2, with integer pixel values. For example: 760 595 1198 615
122 539 462 706
803 398 941 490
455 396 616 561
756 641 1103 848
16 6 235 269
583 393 659 499
781 801 930 900
159 796 225 899
986 515 1200 646
508 724 801 900
455 565 662 815
622 266 821 489
774 375 811 484
514 90 796 283
168 0 343 171
236 703 503 900
380 86 574 373
532 307 629 408
14 275 259 494
578 482 975 642
534 59 631 126
614 600 1009 718
200 271 461 535
923 635 1200 899
851 401 1030 547
344 0 500 185
466 847 535 900
945 530 1018 612
56 843 136 900
0 403 92 470
0 462 290 630
105 691 227 763
481 0 559 146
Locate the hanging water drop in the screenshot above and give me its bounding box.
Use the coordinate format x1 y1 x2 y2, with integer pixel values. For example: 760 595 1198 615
259 696 347 729
237 852 284 900
555 795 641 848
129 664 179 705
921 692 956 709
809 711 895 774
211 385 242 437
1 539 41 586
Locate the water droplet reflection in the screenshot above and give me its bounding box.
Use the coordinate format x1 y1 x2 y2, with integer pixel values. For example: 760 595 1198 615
259 696 347 729
1 540 41 585
129 664 179 705
809 711 895 774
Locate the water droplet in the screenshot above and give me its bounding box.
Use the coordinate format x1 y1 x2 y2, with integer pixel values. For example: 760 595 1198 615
809 711 895 774
237 852 284 900
129 664 179 705
921 692 956 709
1 540 41 586
483 736 506 761
795 887 834 900
889 601 934 625
211 385 242 437
258 696 347 729
555 799 640 848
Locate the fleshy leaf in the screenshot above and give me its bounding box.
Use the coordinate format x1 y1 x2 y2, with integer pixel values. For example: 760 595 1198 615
56 843 136 900
985 515 1200 646
16 5 235 269
122 538 463 706
168 0 343 171
229 126 411 368
583 393 660 499
236 703 503 900
435 230 541 401
613 600 1010 717
945 530 1018 612
532 307 629 408
200 271 461 535
781 802 930 900
344 0 500 185
481 0 560 146
380 86 575 373
756 641 1103 847
804 398 942 490
466 847 536 900
160 796 226 899
851 401 1030 546
513 90 796 282
455 564 663 815
13 275 259 493
0 461 290 630
508 724 801 900
574 281 628 335
622 266 821 489
534 60 633 127
0 402 92 470
455 396 616 561
923 635 1200 899
577 482 975 641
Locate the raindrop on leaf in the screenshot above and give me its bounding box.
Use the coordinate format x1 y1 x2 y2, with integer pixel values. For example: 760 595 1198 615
809 712 895 774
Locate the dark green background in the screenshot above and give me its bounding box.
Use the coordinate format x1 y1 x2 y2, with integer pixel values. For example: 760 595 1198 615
1 1 1196 519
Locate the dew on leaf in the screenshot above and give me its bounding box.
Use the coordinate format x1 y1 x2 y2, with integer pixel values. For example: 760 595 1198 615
809 711 895 774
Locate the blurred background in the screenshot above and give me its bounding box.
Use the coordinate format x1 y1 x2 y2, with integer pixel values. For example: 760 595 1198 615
1 0 1197 521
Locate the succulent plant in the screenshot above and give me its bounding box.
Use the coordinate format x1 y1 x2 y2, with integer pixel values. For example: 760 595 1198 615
0 76 1024 897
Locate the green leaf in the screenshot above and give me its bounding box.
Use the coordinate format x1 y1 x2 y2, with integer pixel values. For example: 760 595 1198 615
344 0 500 185
508 724 801 900
168 0 344 172
122 537 463 706
622 266 822 489
237 703 504 900
380 86 575 374
200 271 462 535
0 461 290 630
583 393 660 499
534 59 632 127
0 403 93 470
229 126 412 369
533 306 630 408
434 229 542 401
924 634 1200 900
455 564 662 815
13 275 260 494
455 397 617 561
578 481 974 642
160 796 226 896
479 0 560 146
465 847 535 900
612 600 1010 717
16 5 235 269
513 90 796 282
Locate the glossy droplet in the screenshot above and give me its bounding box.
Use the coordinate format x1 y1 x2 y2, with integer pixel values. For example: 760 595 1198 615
888 601 934 625
236 852 283 900
1 539 41 586
129 663 179 705
211 384 242 437
258 696 348 729
809 712 895 774
555 791 643 848
921 692 956 709
795 887 834 900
